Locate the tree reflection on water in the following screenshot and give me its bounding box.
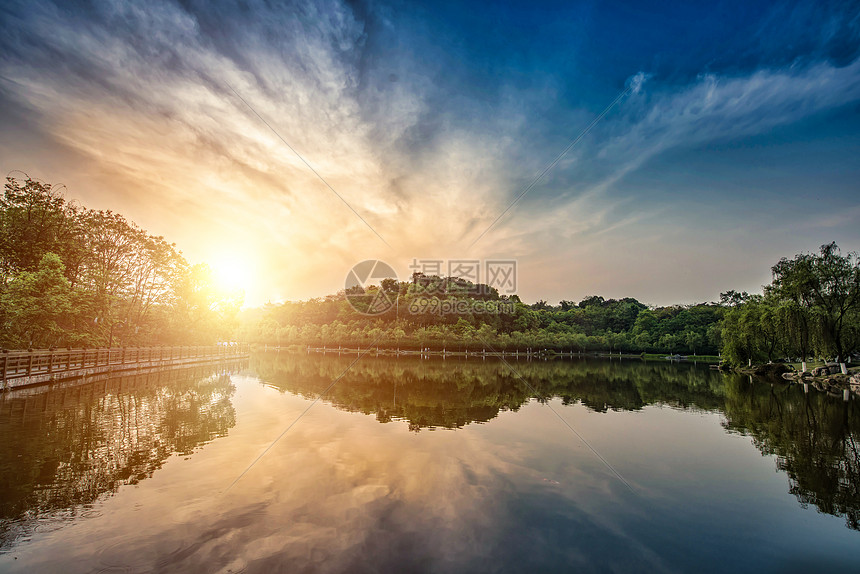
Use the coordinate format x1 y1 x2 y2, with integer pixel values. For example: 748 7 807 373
722 375 860 530
0 367 238 548
1 352 857 551
253 352 860 530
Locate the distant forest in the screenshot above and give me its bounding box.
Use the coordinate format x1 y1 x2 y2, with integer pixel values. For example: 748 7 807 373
244 287 723 355
243 246 859 366
2 175 858 365
0 176 241 348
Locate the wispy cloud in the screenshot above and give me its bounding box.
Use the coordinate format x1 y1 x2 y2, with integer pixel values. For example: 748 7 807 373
1 0 858 305
475 59 860 302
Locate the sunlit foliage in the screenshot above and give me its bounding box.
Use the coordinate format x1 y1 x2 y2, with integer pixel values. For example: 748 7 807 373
0 176 241 348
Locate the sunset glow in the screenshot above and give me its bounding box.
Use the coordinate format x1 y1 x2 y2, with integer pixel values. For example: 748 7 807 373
1 2 859 572
210 252 254 294
1 0 858 307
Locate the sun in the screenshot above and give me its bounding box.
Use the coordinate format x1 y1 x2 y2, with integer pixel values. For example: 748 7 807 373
209 252 253 293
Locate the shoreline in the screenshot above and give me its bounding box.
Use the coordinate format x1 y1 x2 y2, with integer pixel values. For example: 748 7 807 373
254 344 723 363
730 362 860 396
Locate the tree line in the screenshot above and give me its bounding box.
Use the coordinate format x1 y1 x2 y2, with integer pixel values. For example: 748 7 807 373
241 269 726 356
0 176 241 348
4 175 856 363
243 289 725 356
243 244 859 367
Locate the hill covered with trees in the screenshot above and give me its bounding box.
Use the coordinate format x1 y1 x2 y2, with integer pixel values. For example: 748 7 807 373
242 243 860 366
242 285 725 356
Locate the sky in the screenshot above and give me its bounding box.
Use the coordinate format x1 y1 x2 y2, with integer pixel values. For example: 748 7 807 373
1 0 859 307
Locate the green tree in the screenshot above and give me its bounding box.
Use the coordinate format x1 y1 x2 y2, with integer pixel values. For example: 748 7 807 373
721 295 784 365
770 242 860 371
0 253 73 348
0 177 82 283
684 330 705 355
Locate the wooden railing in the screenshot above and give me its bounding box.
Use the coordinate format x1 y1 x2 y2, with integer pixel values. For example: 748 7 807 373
1 345 249 385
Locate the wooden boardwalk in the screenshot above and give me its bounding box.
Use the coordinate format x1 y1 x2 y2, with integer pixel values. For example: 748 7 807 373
1 345 249 391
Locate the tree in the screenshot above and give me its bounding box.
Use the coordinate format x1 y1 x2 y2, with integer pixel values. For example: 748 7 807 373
579 295 605 308
722 298 764 366
162 263 241 345
632 309 657 335
0 175 243 348
684 330 704 355
658 333 680 353
0 253 73 348
0 177 82 283
719 290 751 306
774 299 812 371
770 242 860 371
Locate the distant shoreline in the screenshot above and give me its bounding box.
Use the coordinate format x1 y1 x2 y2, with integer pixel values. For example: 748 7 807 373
254 344 723 363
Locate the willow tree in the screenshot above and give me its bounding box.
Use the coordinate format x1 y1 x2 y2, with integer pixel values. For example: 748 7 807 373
720 294 785 366
770 242 860 373
774 300 812 371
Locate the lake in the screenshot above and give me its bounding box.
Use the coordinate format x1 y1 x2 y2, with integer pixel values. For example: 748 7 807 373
0 353 858 573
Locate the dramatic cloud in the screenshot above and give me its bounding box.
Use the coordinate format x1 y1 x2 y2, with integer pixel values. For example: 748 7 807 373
1 0 858 305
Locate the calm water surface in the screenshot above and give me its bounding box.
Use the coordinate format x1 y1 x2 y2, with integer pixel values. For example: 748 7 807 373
0 353 858 573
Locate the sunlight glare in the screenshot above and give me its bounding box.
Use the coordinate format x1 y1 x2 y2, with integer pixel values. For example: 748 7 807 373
209 251 254 294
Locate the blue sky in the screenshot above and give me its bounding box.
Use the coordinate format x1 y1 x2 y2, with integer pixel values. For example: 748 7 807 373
1 0 859 306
